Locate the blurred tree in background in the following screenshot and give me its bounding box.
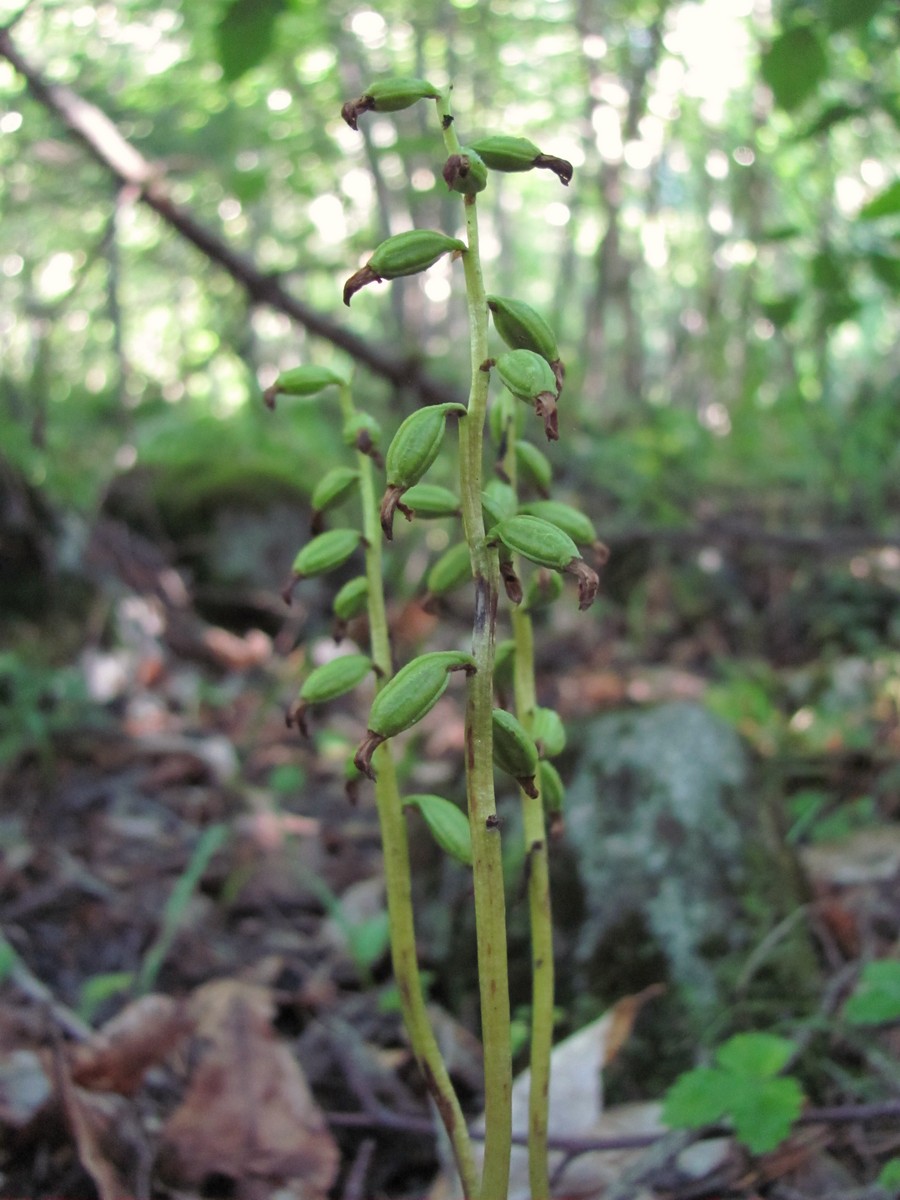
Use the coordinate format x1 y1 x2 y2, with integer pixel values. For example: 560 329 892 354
1 0 897 535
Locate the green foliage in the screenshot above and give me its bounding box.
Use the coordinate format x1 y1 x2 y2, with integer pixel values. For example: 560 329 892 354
663 1033 805 1154
0 652 100 770
761 25 829 111
134 823 230 994
844 961 900 1026
216 0 287 82
877 1158 900 1191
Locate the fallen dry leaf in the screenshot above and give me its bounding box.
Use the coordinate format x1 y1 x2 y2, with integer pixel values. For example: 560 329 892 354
160 979 338 1198
433 986 729 1200
70 993 190 1095
55 1042 146 1200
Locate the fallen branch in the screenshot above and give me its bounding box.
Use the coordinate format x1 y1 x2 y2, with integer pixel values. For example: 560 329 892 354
0 27 461 409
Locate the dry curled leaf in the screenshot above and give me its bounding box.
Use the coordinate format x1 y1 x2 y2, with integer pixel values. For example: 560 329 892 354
160 980 338 1197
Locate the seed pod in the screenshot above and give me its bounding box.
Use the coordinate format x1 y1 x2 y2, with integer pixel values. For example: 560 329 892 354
404 794 473 866
487 295 560 365
538 759 565 837
287 653 373 736
481 480 517 529
381 403 467 538
523 568 564 611
343 230 466 306
469 135 574 186
515 441 552 496
488 389 523 451
283 528 363 604
442 147 489 197
496 349 560 441
354 650 476 779
332 575 369 639
310 467 359 532
532 705 567 759
492 707 539 797
401 482 461 518
262 365 346 409
341 77 441 130
425 542 472 599
519 500 596 547
488 515 600 610
342 411 383 464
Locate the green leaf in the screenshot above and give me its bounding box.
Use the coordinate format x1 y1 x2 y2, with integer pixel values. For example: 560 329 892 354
877 1158 900 1190
825 0 888 32
347 910 391 970
759 293 801 327
716 1032 796 1078
662 1067 733 1128
216 0 286 82
761 26 828 111
868 252 900 290
858 180 900 221
844 960 900 1025
78 971 135 1023
728 1076 804 1154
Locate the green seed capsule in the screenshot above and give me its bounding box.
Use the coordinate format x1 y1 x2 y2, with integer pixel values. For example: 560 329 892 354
487 296 559 364
532 705 567 758
496 349 560 440
381 403 467 538
523 568 564 611
311 467 359 529
333 575 370 621
490 514 579 570
426 542 472 597
488 515 600 609
470 134 543 171
442 147 489 197
519 500 597 548
355 651 476 779
290 528 361 577
469 135 574 186
341 77 441 129
404 794 473 866
488 389 523 449
496 350 558 403
284 529 362 603
492 707 539 797
344 231 466 306
515 441 553 495
262 365 346 409
343 411 383 452
481 480 517 529
287 653 374 736
401 482 461 518
538 759 565 836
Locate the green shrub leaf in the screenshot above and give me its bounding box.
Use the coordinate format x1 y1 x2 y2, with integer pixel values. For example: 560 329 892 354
844 960 900 1025
716 1032 795 1078
761 26 828 111
662 1067 733 1128
728 1076 804 1154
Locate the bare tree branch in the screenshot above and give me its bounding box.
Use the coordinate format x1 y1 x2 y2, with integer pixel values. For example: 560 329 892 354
0 28 462 409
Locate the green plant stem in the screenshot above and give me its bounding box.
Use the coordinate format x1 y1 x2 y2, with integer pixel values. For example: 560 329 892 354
345 385 479 1197
511 605 554 1200
438 93 513 1200
500 419 554 1198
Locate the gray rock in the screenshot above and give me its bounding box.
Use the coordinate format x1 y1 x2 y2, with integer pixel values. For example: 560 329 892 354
566 701 750 1010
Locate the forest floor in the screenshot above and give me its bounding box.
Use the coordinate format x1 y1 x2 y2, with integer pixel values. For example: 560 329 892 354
1 500 899 1200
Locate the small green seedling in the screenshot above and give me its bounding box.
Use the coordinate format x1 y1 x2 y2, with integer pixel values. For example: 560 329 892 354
663 1032 805 1155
